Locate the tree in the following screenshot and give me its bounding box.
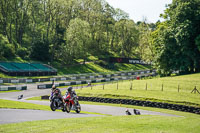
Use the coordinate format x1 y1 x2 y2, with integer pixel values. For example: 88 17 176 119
0 0 143 64
153 0 200 74
137 22 155 62
0 34 15 59
64 18 91 64
114 19 139 57
31 40 50 61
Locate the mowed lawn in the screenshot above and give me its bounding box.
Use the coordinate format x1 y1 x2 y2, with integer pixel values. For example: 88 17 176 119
0 106 200 133
0 99 199 133
75 73 200 107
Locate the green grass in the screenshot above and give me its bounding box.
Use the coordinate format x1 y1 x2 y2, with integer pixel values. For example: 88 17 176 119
0 110 199 133
26 96 44 101
0 72 12 78
1 97 200 132
0 62 151 78
27 73 200 108
56 62 151 75
75 73 200 107
114 63 151 71
0 99 50 111
0 90 20 93
0 99 105 116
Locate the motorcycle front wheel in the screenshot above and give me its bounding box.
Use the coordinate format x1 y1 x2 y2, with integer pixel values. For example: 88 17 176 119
66 103 71 113
50 102 56 111
75 102 81 113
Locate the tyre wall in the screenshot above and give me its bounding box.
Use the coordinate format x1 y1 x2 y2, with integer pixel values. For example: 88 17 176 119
41 95 200 115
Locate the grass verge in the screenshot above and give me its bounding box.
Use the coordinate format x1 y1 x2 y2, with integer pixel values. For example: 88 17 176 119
0 99 50 111
75 73 200 108
0 99 105 115
1 98 200 132
0 110 199 133
0 90 20 93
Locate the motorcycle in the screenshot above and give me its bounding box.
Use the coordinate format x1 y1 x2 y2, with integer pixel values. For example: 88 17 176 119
50 89 65 112
64 93 81 113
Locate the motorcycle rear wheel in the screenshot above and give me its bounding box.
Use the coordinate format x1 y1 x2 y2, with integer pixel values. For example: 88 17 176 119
62 103 66 112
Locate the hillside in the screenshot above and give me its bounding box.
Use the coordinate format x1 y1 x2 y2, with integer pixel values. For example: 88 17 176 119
0 58 152 78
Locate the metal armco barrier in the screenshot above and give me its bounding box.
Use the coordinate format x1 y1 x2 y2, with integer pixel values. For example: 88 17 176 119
37 73 154 89
1 69 156 83
0 85 27 91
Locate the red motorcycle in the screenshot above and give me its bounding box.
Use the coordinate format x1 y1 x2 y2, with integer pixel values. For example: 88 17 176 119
64 93 81 113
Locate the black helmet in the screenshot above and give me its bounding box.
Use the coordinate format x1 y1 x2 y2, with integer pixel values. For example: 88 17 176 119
67 86 73 92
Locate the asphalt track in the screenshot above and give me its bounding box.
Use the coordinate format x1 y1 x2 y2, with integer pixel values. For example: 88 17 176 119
0 83 180 124
0 109 99 124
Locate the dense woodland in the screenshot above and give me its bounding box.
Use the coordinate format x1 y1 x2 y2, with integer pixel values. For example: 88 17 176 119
0 0 200 75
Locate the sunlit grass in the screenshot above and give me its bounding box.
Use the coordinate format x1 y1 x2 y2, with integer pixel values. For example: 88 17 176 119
0 99 50 111
0 111 199 133
0 99 105 115
0 90 20 93
75 73 200 107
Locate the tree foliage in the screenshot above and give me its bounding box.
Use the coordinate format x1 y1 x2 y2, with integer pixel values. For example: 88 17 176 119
0 34 15 59
152 0 200 75
114 19 139 57
0 0 140 63
1 0 199 76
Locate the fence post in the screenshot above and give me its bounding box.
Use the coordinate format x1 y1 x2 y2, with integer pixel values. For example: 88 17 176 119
130 82 132 90
145 83 147 91
178 84 180 92
117 81 118 90
191 86 200 94
161 83 163 91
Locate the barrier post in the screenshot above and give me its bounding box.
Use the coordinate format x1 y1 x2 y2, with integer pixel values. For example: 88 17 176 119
130 82 132 90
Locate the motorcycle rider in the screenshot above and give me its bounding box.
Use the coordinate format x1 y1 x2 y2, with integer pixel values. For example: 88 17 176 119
65 86 77 99
49 85 64 104
64 86 79 107
64 86 81 113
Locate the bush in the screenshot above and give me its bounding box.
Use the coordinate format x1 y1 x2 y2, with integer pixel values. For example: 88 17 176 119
17 46 30 59
3 43 15 58
0 34 15 59
96 60 108 67
31 40 50 61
